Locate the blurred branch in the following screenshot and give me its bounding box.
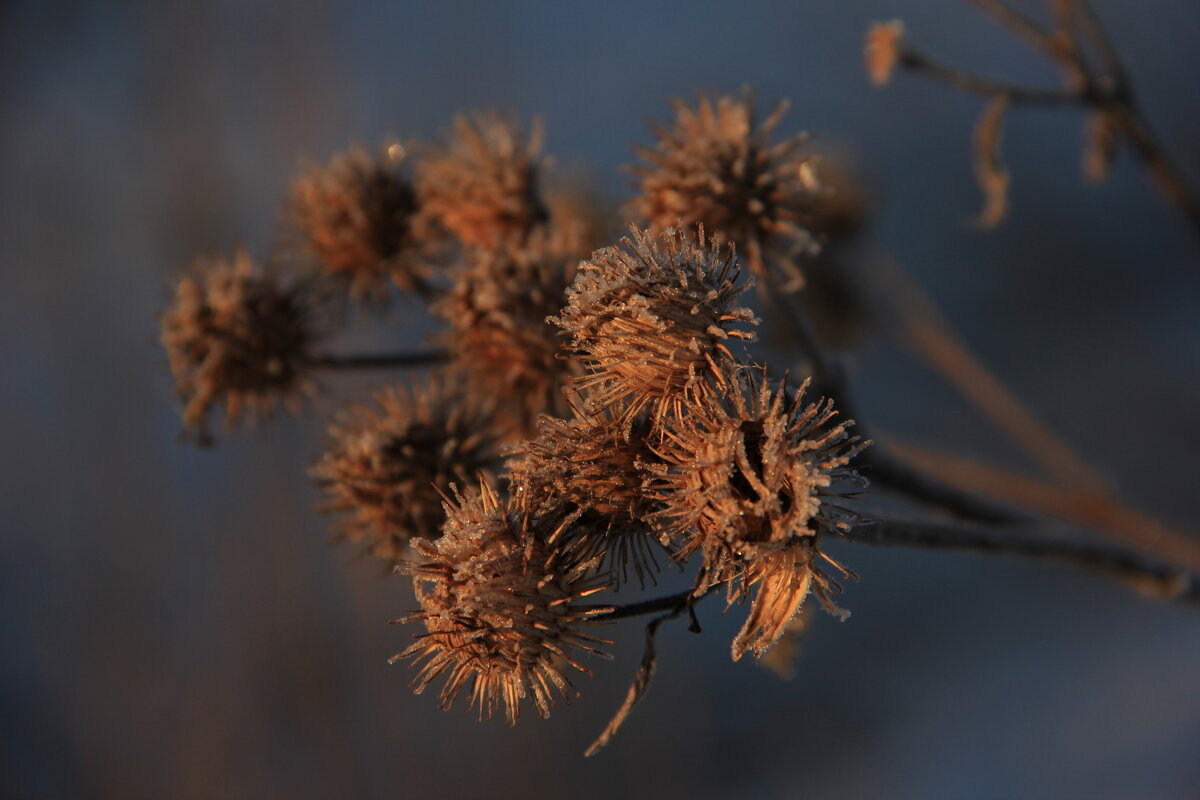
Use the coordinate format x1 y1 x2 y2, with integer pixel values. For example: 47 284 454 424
897 51 1079 104
875 0 1200 241
851 516 1199 605
868 249 1109 493
306 349 449 370
883 436 1200 575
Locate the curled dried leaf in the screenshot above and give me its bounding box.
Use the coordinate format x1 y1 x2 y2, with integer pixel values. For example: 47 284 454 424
973 94 1011 229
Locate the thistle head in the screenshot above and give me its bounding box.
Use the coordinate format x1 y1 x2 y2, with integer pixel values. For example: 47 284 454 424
394 479 609 725
507 409 668 587
160 249 316 444
629 90 819 289
311 375 501 563
553 224 757 428
417 110 548 249
288 141 424 302
433 227 582 439
651 368 866 659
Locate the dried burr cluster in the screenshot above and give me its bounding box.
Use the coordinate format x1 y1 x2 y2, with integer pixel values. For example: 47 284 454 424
160 57 1200 753
159 90 867 739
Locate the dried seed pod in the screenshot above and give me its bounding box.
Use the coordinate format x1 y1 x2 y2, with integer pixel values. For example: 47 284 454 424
160 249 316 445
507 410 668 587
651 369 866 660
417 111 548 249
311 375 501 563
553 225 757 429
629 90 819 289
394 480 610 725
288 142 425 302
433 227 582 439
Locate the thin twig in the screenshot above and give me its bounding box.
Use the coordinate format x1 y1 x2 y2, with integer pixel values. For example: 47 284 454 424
885 437 1200 575
851 516 1198 604
306 349 450 370
1110 105 1200 237
897 51 1080 105
1072 0 1128 85
864 450 1023 525
887 0 1200 242
584 585 714 756
968 0 1059 52
870 250 1109 492
761 268 834 381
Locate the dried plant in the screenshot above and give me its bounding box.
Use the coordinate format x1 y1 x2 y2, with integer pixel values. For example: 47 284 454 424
157 39 1200 758
866 1 1200 235
553 224 757 429
311 374 501 563
433 227 582 439
651 369 865 659
629 90 821 290
507 409 668 588
417 110 548 249
392 479 610 724
160 249 318 445
288 141 427 302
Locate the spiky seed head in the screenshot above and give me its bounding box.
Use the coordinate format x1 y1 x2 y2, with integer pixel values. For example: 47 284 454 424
433 227 582 439
553 224 757 428
651 368 867 660
417 111 548 249
507 410 668 587
311 375 501 563
629 90 819 290
289 142 424 301
394 480 609 725
160 249 316 445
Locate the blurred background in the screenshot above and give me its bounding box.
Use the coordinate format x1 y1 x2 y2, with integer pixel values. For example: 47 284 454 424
3 1 1199 798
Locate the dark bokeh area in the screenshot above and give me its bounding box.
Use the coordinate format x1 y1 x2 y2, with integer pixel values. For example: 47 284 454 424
3 1 1199 798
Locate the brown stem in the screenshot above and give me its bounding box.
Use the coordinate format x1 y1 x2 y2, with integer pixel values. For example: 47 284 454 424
967 0 1059 52
864 450 1023 525
889 1 1200 242
884 437 1200 576
869 251 1109 493
851 516 1198 605
584 584 716 623
1110 105 1200 241
898 51 1081 105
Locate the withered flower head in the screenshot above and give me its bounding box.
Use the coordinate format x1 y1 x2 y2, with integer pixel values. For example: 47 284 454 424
311 375 501 563
394 479 609 725
629 90 819 290
433 227 582 439
289 142 425 301
161 249 316 445
507 410 667 586
651 369 867 660
553 224 757 427
865 21 905 87
417 111 548 249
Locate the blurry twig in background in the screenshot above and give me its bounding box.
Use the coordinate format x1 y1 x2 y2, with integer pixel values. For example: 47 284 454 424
884 436 1200 576
867 250 1110 494
868 0 1200 240
849 516 1199 605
